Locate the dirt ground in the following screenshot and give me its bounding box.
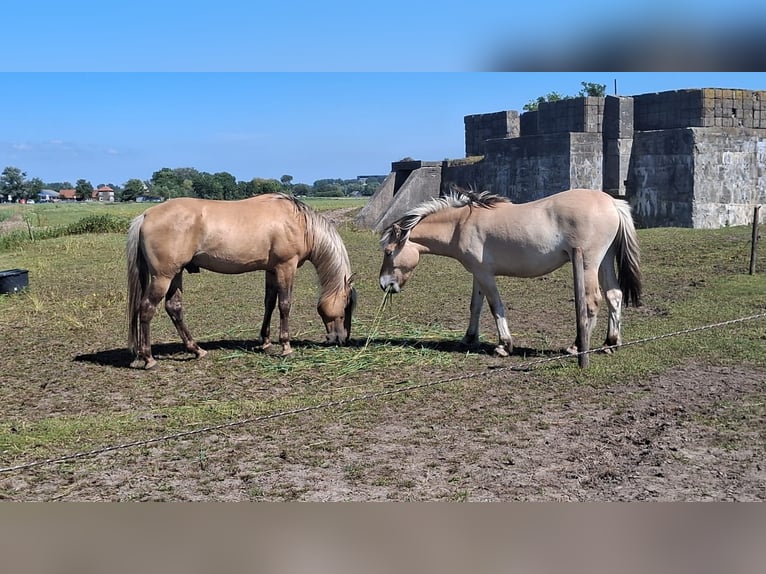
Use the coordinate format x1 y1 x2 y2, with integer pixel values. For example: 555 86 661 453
1 207 764 501
3 358 764 501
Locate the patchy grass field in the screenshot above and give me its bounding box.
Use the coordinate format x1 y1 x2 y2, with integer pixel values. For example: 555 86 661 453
0 200 764 500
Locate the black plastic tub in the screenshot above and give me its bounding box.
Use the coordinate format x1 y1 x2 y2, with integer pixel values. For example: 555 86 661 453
0 269 29 294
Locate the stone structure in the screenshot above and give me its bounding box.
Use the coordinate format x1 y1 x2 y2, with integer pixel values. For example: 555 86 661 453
356 88 766 230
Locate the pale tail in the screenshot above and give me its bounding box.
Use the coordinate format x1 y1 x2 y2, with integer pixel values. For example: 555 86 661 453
126 214 148 353
613 199 642 307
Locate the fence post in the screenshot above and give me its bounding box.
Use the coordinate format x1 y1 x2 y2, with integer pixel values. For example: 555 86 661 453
750 205 761 275
572 247 590 368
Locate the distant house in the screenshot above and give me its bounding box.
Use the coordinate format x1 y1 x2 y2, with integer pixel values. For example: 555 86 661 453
37 189 59 202
94 185 115 202
59 189 77 201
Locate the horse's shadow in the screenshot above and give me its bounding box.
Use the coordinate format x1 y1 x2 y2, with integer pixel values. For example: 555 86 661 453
75 337 563 368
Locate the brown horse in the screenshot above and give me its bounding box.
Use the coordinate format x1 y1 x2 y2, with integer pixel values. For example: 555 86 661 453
379 188 641 357
127 193 356 369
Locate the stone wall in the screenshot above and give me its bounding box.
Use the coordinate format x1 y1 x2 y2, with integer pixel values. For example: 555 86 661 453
691 128 766 227
461 96 622 197
464 111 519 156
535 96 605 135
443 133 575 201
627 126 766 227
355 160 443 233
358 88 766 231
634 89 766 130
603 96 634 195
627 129 696 227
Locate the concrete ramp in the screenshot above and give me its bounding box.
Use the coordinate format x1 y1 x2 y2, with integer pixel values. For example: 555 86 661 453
355 160 442 233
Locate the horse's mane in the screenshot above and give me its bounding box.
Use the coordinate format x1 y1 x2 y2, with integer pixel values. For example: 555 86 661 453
279 194 353 302
380 188 508 246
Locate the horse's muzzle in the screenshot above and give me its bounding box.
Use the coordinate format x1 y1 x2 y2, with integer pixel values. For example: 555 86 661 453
325 331 350 346
379 276 400 293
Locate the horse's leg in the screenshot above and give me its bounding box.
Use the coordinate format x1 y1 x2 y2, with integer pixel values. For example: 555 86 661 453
461 277 484 348
260 271 278 350
165 272 207 360
134 275 172 369
474 273 513 357
599 249 623 352
566 266 602 355
275 263 297 356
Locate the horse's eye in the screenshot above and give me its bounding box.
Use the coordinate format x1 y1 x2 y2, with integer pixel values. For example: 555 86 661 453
384 248 393 257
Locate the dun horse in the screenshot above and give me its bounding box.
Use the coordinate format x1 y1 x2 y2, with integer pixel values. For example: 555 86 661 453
379 188 641 357
127 193 356 369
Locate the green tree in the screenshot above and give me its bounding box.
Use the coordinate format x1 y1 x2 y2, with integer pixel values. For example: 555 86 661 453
280 174 293 190
45 181 73 192
0 166 27 201
191 172 218 199
150 167 196 199
362 180 380 196
237 180 253 197
214 172 239 200
25 177 44 200
174 167 198 197
254 178 284 195
313 179 345 197
522 81 607 112
292 183 311 196
344 181 364 196
523 91 567 112
121 179 147 202
578 82 606 97
75 179 94 201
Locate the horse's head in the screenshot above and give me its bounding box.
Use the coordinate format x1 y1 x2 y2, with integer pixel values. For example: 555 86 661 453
379 223 421 293
318 276 356 345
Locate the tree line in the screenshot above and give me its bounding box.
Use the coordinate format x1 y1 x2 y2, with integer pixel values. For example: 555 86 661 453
522 82 607 112
0 166 384 202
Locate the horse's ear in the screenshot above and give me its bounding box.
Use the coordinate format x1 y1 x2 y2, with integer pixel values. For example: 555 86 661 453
346 273 356 287
392 223 403 243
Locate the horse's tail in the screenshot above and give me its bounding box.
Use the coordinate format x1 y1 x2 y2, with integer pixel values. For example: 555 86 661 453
612 198 642 307
126 213 148 354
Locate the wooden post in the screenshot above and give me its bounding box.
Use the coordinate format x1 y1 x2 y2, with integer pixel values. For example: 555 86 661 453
750 205 761 275
572 247 590 368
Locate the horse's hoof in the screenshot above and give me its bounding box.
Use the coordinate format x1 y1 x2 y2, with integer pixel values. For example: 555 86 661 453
195 349 208 359
261 341 272 351
279 348 294 357
144 358 158 370
493 345 510 358
565 345 578 356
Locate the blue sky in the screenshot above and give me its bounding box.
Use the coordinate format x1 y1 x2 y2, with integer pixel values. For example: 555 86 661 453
2 73 765 187
1 1 765 186
3 1 764 72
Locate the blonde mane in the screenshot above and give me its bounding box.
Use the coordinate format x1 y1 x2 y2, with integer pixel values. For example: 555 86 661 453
380 188 508 246
286 195 353 304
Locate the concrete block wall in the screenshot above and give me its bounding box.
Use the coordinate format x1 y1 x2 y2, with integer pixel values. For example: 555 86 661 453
464 111 520 156
628 126 766 227
569 132 605 191
603 96 634 195
360 88 766 232
444 133 582 202
536 96 605 134
690 127 766 227
634 88 766 130
355 161 443 233
627 129 696 227
519 110 539 136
